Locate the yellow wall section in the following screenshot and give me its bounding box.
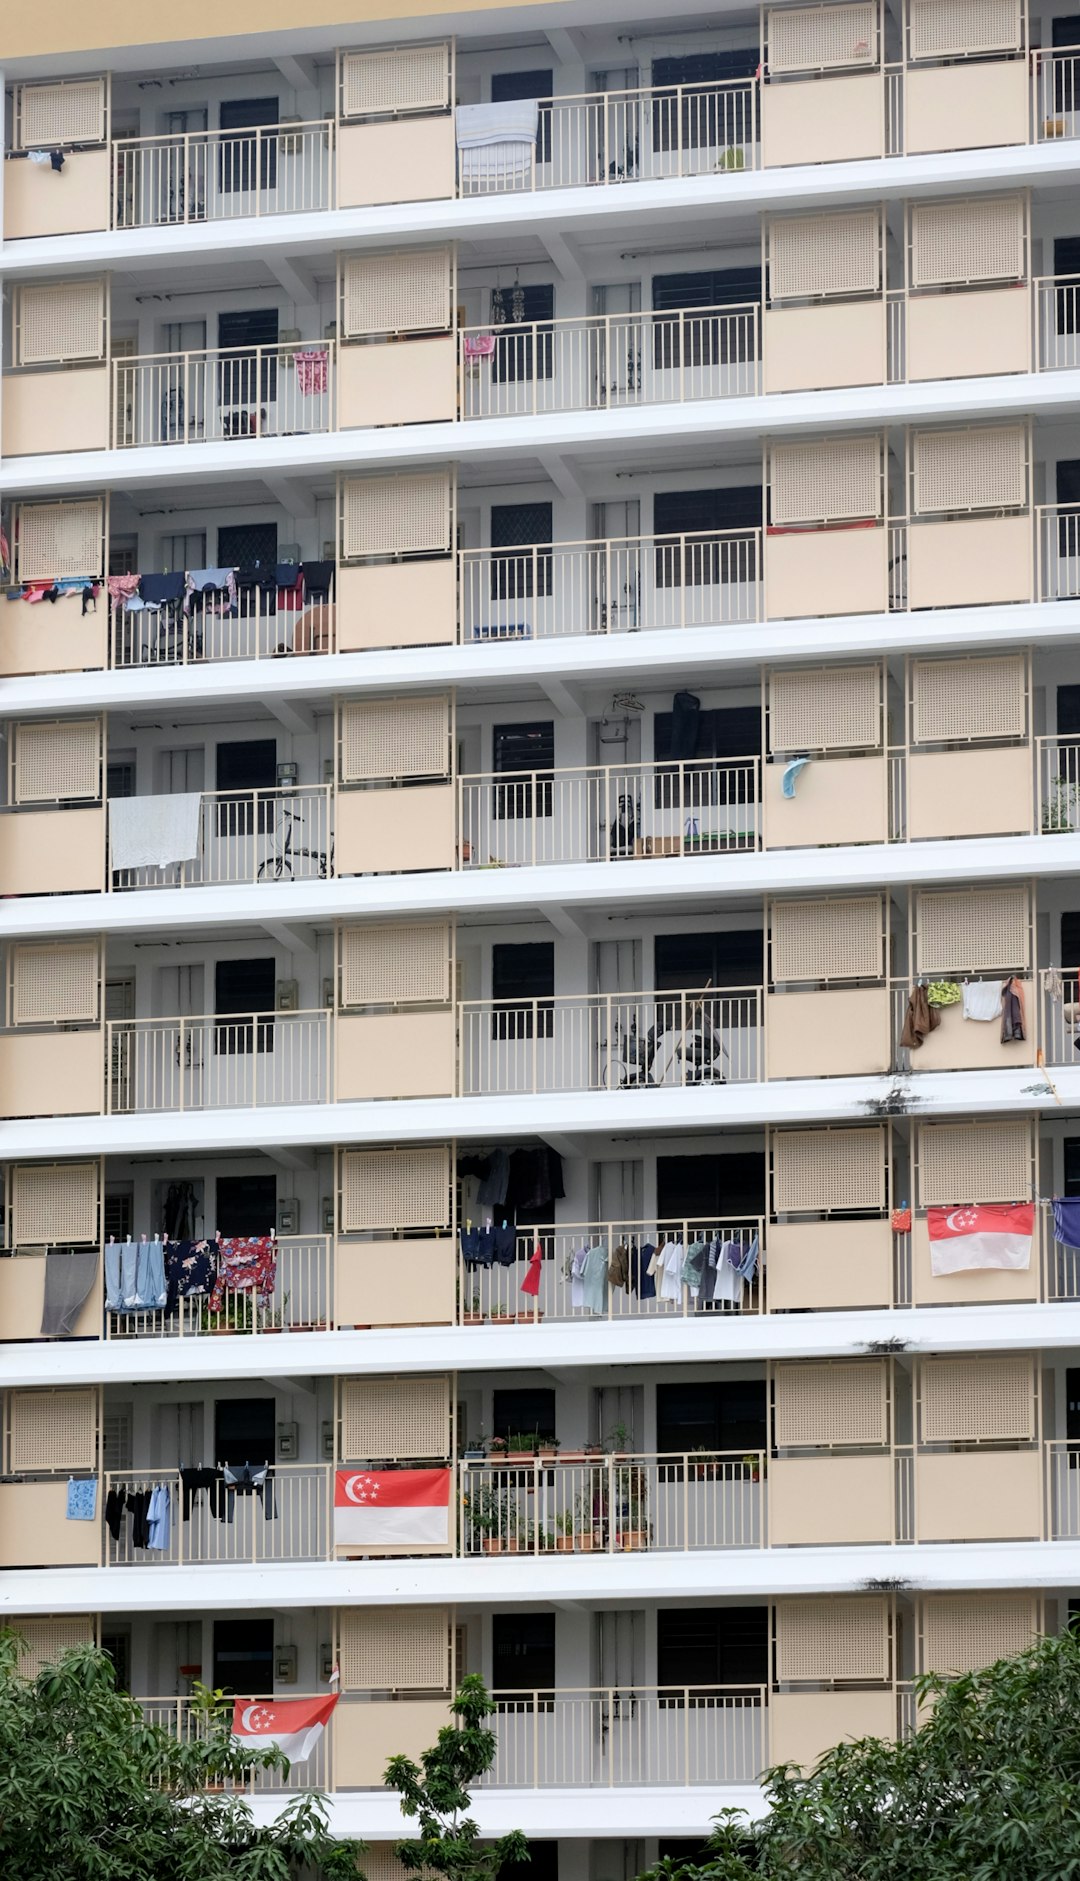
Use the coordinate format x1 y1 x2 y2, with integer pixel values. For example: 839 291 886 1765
6 0 551 59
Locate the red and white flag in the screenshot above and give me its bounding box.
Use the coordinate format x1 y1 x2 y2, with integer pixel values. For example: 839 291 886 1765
334 1467 451 1548
231 1693 337 1764
927 1202 1034 1275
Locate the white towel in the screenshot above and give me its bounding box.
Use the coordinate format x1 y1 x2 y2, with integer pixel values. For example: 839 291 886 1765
109 793 203 870
456 100 539 148
962 979 1004 1022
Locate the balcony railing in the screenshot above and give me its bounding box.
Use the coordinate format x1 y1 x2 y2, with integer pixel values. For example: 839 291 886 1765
113 121 336 228
105 1235 331 1337
113 341 333 448
108 785 333 889
106 1010 331 1112
104 1463 329 1565
463 1449 765 1555
110 584 323 666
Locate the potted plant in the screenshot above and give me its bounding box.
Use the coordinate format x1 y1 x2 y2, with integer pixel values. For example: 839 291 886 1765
742 1453 763 1484
615 1463 648 1551
260 1291 288 1333
554 1509 577 1553
537 1435 560 1460
462 1291 485 1327
461 1428 487 1464
691 1446 718 1482
488 1435 508 1461
575 1486 601 1552
508 1431 536 1465
465 1483 511 1553
606 1419 633 1457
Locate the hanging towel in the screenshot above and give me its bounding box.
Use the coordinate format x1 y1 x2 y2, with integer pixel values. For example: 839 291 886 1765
456 99 539 148
463 333 496 359
962 980 1003 1022
1053 1198 1080 1248
66 1478 97 1521
632 1243 657 1300
781 756 811 799
40 1250 98 1337
104 1243 125 1312
711 1243 743 1304
1001 976 1026 1044
293 349 328 396
139 571 185 608
520 1241 544 1297
107 573 142 607
682 1239 709 1298
900 984 940 1050
109 793 202 871
608 1242 630 1291
146 1482 171 1550
581 1244 609 1315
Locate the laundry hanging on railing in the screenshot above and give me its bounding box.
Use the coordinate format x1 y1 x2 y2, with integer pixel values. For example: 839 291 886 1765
164 1238 219 1313
208 1236 277 1312
40 1249 98 1337
456 99 539 187
104 1239 167 1313
293 349 328 395
108 793 203 871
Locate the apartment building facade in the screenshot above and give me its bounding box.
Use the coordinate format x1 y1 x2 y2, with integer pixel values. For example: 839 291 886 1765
4 0 1080 1866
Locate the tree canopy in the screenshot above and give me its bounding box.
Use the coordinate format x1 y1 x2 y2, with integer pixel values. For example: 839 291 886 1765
638 1628 1080 1881
384 1674 529 1881
0 1632 358 1880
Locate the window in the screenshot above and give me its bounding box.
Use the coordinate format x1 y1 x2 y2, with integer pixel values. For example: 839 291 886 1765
216 1173 277 1237
217 308 279 429
651 268 760 370
653 708 760 807
215 737 277 837
492 284 555 384
656 1607 768 1690
490 502 553 601
218 521 278 591
491 68 552 164
1065 1137 1080 1193
492 1386 557 1443
219 97 278 193
214 1397 276 1465
213 1618 274 1695
1059 685 1080 736
214 957 275 1056
651 48 758 152
1054 238 1080 334
491 1613 555 1695
491 942 554 1040
654 930 763 991
160 531 207 574
653 487 761 588
493 721 554 820
656 1150 766 1222
499 1846 557 1881
656 1380 767 1456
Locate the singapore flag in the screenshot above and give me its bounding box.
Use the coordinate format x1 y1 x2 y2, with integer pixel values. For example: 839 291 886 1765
334 1467 451 1548
231 1694 338 1764
927 1202 1034 1275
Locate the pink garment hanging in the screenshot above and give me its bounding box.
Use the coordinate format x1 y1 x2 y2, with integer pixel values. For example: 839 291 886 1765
464 333 496 360
108 573 142 606
294 349 328 395
520 1240 543 1296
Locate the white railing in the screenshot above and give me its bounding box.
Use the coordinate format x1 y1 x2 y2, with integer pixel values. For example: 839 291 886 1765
110 584 326 665
105 1010 331 1112
459 986 762 1096
108 785 333 889
1036 274 1080 371
1042 970 1080 1068
460 757 760 869
464 1217 764 1324
459 529 761 641
1037 736 1080 834
481 1686 766 1787
140 1695 329 1792
462 1450 765 1555
1033 47 1080 142
106 1235 331 1337
460 303 760 419
1046 1442 1080 1537
113 341 333 448
104 1463 328 1565
113 121 336 228
458 80 758 194
1038 503 1080 602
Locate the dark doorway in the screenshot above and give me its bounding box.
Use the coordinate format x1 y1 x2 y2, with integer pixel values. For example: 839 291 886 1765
215 1396 276 1466
490 502 553 600
651 268 760 369
491 68 553 163
215 737 276 837
654 930 763 990
656 1379 767 1455
657 1151 766 1221
217 307 279 429
217 520 278 591
493 721 554 819
492 283 555 384
213 1617 274 1694
653 708 760 808
491 941 554 1041
654 486 762 588
651 48 758 152
499 1846 557 1881
491 1612 555 1694
656 1607 768 1688
492 1387 557 1443
214 957 275 1055
216 1173 277 1237
219 97 278 192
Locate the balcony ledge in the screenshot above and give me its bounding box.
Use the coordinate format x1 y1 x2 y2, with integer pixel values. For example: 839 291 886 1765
246 1784 769 1839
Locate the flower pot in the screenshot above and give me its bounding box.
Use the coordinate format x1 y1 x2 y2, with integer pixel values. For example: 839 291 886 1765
621 1530 648 1551
517 1310 543 1322
482 1537 505 1554
510 1453 535 1465
462 1314 485 1326
577 1533 597 1552
555 1535 575 1552
558 1450 586 1464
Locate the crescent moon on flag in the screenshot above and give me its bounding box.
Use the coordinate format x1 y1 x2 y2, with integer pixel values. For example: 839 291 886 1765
343 1474 366 1504
945 1210 968 1232
240 1704 267 1731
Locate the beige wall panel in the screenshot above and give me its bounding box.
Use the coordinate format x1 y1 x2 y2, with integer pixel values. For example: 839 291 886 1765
0 592 107 679
910 1215 1040 1306
912 979 1035 1071
334 1699 452 1786
769 1454 895 1544
2 366 110 457
335 1010 455 1101
916 1448 1041 1541
766 527 888 620
0 1480 99 1566
907 746 1032 841
335 1238 455 1327
762 73 883 168
337 118 455 208
3 151 110 240
770 1688 896 1773
0 1256 101 1341
335 785 455 876
764 300 885 394
0 808 105 896
907 289 1031 383
0 1030 103 1119
768 1219 893 1311
338 336 456 429
763 755 887 849
337 559 456 651
905 62 1029 157
907 514 1033 610
766 987 891 1079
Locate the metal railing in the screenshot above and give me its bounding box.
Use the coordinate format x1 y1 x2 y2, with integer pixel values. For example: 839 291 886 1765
110 585 326 665
459 986 762 1096
457 79 758 194
113 120 336 228
105 1010 331 1113
479 1685 767 1787
104 1463 328 1565
460 757 760 869
105 1235 331 1337
465 1217 763 1324
1034 47 1080 141
1041 970 1080 1068
139 1694 329 1791
462 1449 765 1555
460 303 760 419
108 785 333 889
112 340 333 448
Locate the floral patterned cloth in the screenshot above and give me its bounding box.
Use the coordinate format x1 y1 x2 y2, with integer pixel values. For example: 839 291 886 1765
208 1236 277 1313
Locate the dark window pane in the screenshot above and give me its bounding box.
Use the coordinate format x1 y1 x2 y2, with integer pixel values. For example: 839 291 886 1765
492 1387 557 1442
656 1606 767 1688
492 1612 555 1692
217 520 278 589
215 738 277 837
214 1397 275 1466
653 707 760 806
216 1173 276 1237
654 930 763 990
491 69 553 163
1065 1139 1080 1194
214 957 275 1055
492 942 554 1040
490 503 553 600
213 1617 274 1694
651 51 758 152
493 721 554 819
499 1846 557 1881
654 488 761 589
656 1151 766 1221
217 308 279 414
218 99 278 192
492 285 555 384
656 1380 767 1455
1062 914 1080 969
1059 686 1080 735
651 269 761 371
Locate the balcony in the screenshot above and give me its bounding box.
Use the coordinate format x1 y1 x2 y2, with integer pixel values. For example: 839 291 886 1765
112 122 336 228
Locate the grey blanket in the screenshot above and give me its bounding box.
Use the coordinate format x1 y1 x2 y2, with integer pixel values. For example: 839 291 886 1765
40 1250 98 1337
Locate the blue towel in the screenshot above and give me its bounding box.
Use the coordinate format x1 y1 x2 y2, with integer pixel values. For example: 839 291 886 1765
1052 1198 1080 1248
66 1478 97 1521
781 756 811 799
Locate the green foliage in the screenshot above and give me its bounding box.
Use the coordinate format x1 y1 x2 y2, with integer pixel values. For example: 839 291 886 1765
384 1674 529 1881
635 1628 1080 1881
0 1631 359 1880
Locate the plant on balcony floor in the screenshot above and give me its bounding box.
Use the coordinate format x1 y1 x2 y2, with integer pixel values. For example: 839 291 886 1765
0 1634 357 1879
384 1674 528 1881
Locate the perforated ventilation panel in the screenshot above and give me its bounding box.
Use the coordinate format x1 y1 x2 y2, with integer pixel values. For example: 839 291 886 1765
340 1145 451 1232
911 655 1026 745
18 78 106 147
920 1594 1038 1675
912 425 1027 516
340 922 451 1009
338 1606 451 1690
340 696 450 782
9 1388 96 1473
769 665 882 753
908 0 1022 59
910 197 1025 289
16 281 106 368
776 1597 890 1683
768 3 878 71
14 720 101 804
773 1126 887 1214
362 1852 440 1881
771 436 882 526
771 895 883 984
15 500 103 583
770 211 880 302
920 1354 1034 1443
340 44 450 117
11 1163 99 1247
11 942 100 1027
774 1360 888 1448
342 471 453 560
340 1375 450 1461
918 1119 1032 1207
341 249 453 338
13 1617 96 1679
915 884 1029 975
